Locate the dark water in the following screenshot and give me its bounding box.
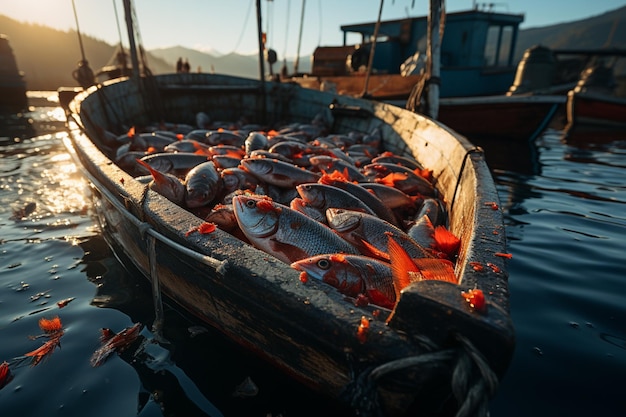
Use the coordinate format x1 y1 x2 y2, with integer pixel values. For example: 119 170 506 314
1 93 625 417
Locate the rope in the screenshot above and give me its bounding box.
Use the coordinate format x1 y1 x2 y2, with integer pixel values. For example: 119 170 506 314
451 334 500 417
344 332 500 417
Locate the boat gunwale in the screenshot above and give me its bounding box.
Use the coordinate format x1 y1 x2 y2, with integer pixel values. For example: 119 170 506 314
63 72 514 415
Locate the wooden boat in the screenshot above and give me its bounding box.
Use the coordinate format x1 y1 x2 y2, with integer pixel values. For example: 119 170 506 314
60 72 513 416
565 49 626 133
436 93 566 141
283 8 524 100
0 34 27 113
567 89 626 129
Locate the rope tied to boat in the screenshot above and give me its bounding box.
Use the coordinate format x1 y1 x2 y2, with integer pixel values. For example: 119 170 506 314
451 333 499 417
345 332 499 417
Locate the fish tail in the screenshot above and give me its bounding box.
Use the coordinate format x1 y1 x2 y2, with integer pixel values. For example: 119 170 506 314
411 258 458 283
387 235 419 300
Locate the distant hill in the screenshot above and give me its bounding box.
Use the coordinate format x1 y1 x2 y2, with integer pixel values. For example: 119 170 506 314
515 5 626 57
1 5 625 91
149 45 310 79
0 15 172 90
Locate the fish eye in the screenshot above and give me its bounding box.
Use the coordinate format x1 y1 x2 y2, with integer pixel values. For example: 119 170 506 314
245 199 256 208
317 259 331 269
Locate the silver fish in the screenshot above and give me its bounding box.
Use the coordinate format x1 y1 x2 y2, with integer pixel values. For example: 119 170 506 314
184 161 223 208
232 194 358 264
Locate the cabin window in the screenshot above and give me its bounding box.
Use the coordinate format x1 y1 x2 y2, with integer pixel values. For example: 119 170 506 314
484 25 515 67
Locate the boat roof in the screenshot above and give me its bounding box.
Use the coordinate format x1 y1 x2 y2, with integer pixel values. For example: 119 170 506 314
340 9 524 38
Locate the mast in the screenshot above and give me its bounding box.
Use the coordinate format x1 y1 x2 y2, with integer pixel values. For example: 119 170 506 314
293 0 306 74
361 0 384 97
427 0 444 119
255 0 267 121
123 0 140 81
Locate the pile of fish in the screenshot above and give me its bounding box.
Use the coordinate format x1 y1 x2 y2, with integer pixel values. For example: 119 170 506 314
104 111 461 310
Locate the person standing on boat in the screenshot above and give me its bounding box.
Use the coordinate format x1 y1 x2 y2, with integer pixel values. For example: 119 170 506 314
176 57 183 73
183 59 190 73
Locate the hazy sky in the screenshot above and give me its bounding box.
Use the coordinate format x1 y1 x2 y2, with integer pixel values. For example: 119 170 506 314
2 0 625 57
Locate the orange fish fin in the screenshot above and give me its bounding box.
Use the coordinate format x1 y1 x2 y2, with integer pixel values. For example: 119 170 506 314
411 258 457 283
387 235 419 300
359 238 390 261
433 225 461 257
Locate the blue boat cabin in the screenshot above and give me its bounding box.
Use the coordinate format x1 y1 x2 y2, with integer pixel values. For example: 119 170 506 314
333 9 524 97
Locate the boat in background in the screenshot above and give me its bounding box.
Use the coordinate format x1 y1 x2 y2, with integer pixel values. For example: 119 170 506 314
283 6 524 100
564 49 626 134
436 93 566 141
281 5 570 142
0 34 28 113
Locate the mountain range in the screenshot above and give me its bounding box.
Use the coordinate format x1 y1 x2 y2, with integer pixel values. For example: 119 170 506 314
1 5 625 91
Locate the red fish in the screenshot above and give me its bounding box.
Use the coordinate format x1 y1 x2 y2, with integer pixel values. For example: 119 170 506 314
291 253 396 309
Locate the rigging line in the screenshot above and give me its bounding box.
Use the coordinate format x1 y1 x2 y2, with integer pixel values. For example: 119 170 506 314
265 0 274 47
282 0 290 57
227 0 255 54
317 0 322 47
294 0 306 73
113 0 124 49
71 0 87 61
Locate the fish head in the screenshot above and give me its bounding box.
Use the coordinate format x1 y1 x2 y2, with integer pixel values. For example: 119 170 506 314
240 158 272 176
325 208 361 233
291 254 364 297
185 186 213 208
296 183 326 209
232 195 281 238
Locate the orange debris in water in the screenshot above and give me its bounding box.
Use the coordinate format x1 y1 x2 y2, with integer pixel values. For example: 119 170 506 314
25 334 63 366
357 316 370 344
0 361 11 389
461 289 487 313
91 323 143 367
39 316 62 333
494 252 513 259
57 297 75 308
299 271 308 283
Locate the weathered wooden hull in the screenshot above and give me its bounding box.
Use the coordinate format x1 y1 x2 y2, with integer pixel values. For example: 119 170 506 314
437 94 566 141
566 88 626 129
61 73 513 416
